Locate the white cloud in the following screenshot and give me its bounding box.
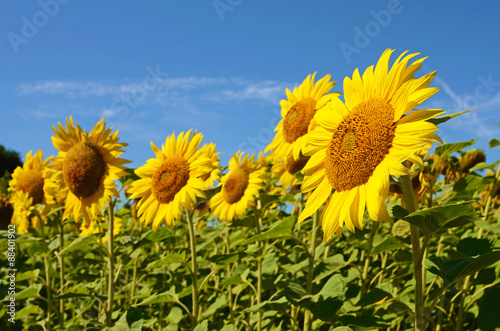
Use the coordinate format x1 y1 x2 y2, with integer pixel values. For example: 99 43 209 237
18 76 294 106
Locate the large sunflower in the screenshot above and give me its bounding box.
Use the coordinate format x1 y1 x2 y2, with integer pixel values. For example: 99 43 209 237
266 73 340 161
128 130 214 230
211 151 266 222
299 49 443 240
9 150 54 234
51 117 129 223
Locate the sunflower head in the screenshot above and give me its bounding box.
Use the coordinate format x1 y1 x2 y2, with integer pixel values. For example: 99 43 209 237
200 143 221 189
8 150 54 232
128 130 215 230
299 49 443 240
211 151 266 222
0 191 13 227
51 117 129 223
271 155 309 191
460 149 485 174
266 73 340 161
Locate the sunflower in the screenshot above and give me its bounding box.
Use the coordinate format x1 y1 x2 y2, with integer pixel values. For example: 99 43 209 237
266 73 340 161
51 117 129 223
211 151 266 222
200 143 221 189
271 155 309 191
79 216 122 245
128 130 214 230
9 150 54 234
299 49 443 240
0 191 13 227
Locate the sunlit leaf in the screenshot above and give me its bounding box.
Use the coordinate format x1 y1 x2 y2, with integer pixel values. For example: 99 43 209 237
241 215 296 245
58 236 99 256
427 109 474 125
489 138 500 148
372 237 410 255
403 202 478 235
435 139 478 157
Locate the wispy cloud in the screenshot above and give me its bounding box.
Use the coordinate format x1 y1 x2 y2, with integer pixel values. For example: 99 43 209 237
17 76 292 105
432 74 500 142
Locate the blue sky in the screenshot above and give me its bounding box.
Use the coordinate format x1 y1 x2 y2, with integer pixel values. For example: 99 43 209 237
1 0 500 168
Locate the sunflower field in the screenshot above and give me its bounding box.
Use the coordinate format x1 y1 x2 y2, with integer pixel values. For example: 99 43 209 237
1 50 500 331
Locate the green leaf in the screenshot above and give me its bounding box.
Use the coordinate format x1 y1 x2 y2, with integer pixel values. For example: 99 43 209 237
16 305 41 319
133 288 178 306
313 254 348 283
140 228 174 243
332 328 354 331
244 297 288 313
220 274 243 287
469 160 500 172
457 251 500 279
260 194 281 208
425 251 500 284
201 294 227 318
372 237 409 255
356 287 392 306
392 205 409 220
478 284 500 330
145 253 185 270
193 320 208 331
435 139 478 157
457 238 493 256
427 109 474 125
403 202 478 235
317 274 346 300
489 138 500 148
15 284 42 300
16 270 39 282
393 250 413 263
391 220 411 237
453 175 483 193
209 252 247 265
58 236 98 256
241 215 296 245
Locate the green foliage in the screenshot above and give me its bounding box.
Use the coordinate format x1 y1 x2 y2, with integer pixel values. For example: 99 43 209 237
1 140 499 330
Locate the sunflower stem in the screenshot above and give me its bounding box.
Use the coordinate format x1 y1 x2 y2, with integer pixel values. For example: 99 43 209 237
225 232 236 326
255 202 263 331
40 223 53 331
400 174 424 331
186 209 199 327
304 211 319 331
106 201 115 327
58 220 65 330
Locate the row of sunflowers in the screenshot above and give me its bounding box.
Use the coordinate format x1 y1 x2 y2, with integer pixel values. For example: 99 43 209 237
1 49 499 330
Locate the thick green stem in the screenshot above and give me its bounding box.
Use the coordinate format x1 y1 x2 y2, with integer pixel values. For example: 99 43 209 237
225 233 236 325
304 211 319 331
58 221 65 330
106 202 115 327
40 224 52 331
254 203 263 331
186 210 199 327
401 174 424 331
361 222 379 294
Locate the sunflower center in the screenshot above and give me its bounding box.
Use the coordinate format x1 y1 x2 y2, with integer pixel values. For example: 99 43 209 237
16 169 44 204
325 97 396 192
223 169 249 204
285 156 309 175
151 156 190 204
283 98 317 143
63 142 106 199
